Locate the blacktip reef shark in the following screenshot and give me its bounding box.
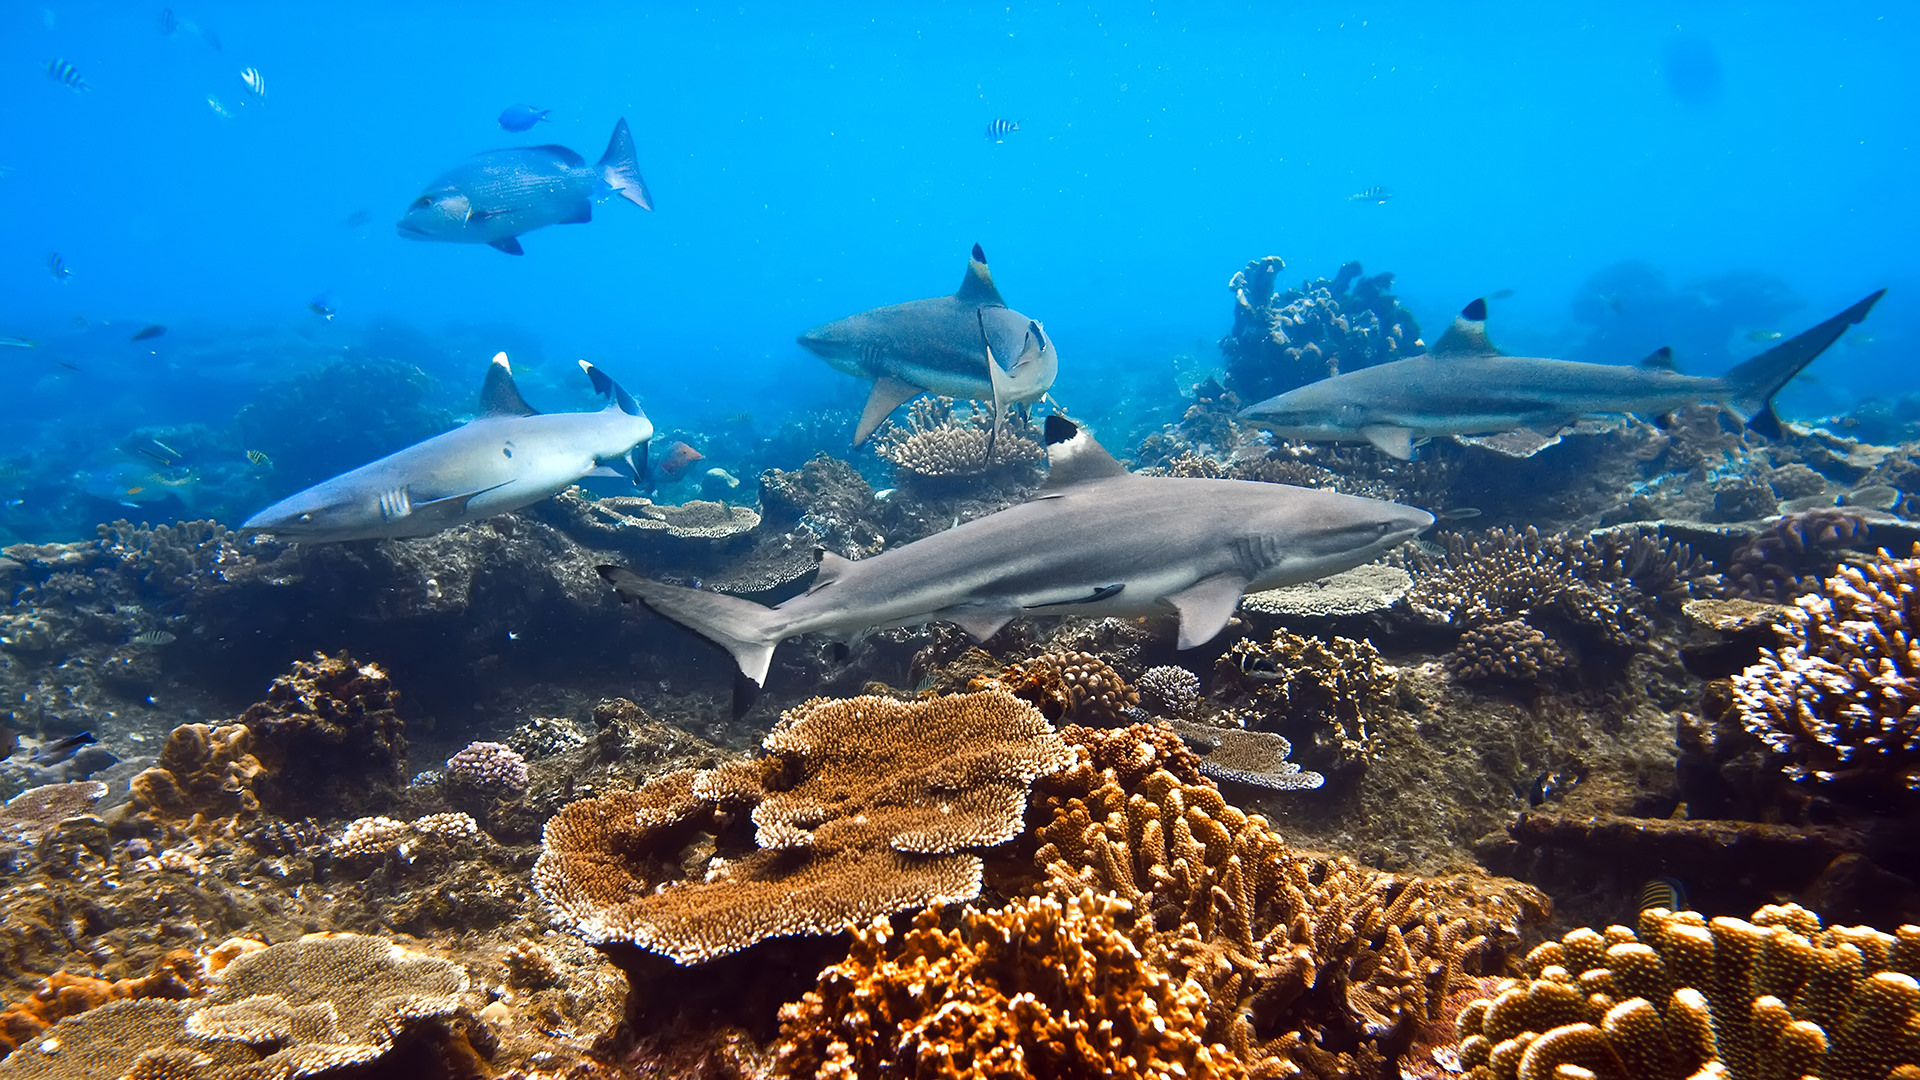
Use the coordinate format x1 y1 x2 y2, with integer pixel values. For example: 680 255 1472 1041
1238 289 1886 459
243 353 652 542
600 415 1432 716
797 243 1059 452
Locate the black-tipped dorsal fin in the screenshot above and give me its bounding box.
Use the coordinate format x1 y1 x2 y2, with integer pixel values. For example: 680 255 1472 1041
1639 346 1677 371
1039 415 1130 491
479 352 539 416
955 243 1005 306
1430 298 1497 357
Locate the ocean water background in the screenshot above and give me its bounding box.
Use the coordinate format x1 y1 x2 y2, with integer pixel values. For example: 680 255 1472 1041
0 1 1912 540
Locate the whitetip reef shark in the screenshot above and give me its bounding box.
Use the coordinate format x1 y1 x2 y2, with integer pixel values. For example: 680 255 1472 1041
797 243 1059 452
243 353 653 542
600 415 1432 716
1237 289 1886 459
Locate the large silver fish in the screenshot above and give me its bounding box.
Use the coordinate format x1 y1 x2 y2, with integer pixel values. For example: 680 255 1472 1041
397 118 652 255
1239 290 1885 459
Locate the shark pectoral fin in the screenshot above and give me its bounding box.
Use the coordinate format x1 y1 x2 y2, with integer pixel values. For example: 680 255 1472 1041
1165 573 1249 650
804 548 855 595
854 376 921 445
411 481 511 525
939 605 1017 642
1360 425 1417 459
488 237 525 255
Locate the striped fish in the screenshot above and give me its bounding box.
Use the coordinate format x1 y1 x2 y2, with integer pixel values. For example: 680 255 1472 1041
240 66 265 98
46 58 89 93
246 449 273 467
132 630 178 646
1639 876 1688 914
1348 186 1393 204
984 118 1019 143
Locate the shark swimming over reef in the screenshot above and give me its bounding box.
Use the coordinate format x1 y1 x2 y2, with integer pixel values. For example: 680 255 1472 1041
600 415 1432 716
243 353 652 542
1237 289 1886 459
797 243 1058 450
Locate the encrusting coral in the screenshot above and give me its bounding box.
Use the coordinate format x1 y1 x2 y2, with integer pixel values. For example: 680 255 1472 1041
534 690 1075 965
973 649 1140 726
126 724 264 833
1447 902 1920 1080
235 650 407 816
1732 546 1920 802
1217 628 1396 763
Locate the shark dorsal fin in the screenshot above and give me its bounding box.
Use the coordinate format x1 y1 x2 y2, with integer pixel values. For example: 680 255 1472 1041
479 353 539 416
1039 415 1130 492
955 243 1006 307
1430 298 1497 357
1639 346 1677 371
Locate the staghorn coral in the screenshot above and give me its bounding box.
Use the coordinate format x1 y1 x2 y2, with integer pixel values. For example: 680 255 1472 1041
444 741 529 798
535 691 1075 965
1732 547 1920 800
1035 725 1546 1077
773 890 1239 1080
1221 256 1421 404
1217 628 1396 763
1138 665 1204 717
1448 902 1920 1080
873 397 1045 484
0 782 107 843
126 724 264 832
236 650 407 817
973 650 1140 726
1446 620 1572 685
1726 508 1881 601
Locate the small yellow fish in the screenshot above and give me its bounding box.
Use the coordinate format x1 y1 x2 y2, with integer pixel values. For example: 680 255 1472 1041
246 449 273 467
1640 876 1688 913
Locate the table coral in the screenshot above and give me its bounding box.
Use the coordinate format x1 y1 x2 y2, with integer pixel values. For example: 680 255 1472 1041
1448 902 1920 1080
0 782 107 843
0 951 199 1061
1732 547 1920 801
773 890 1240 1080
535 691 1074 965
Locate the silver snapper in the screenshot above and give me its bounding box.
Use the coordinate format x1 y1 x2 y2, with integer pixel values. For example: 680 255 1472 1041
397 118 652 255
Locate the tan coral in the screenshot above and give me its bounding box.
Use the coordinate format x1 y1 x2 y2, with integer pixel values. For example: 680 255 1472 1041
1218 628 1396 761
0 952 200 1062
773 890 1243 1080
1446 620 1571 685
972 649 1140 725
1449 902 1920 1080
127 724 264 832
873 397 1045 483
0 782 108 843
535 691 1074 965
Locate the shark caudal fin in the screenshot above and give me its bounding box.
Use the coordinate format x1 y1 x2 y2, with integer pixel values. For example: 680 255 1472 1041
1724 289 1884 438
597 118 653 211
598 566 779 718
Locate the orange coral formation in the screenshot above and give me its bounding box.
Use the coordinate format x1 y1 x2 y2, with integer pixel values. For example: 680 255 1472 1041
0 951 200 1061
973 650 1140 725
126 724 264 832
774 890 1239 1080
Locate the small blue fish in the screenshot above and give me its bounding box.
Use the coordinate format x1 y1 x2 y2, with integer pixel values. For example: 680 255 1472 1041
47 252 71 282
46 58 89 93
308 294 335 320
984 118 1019 143
498 104 552 132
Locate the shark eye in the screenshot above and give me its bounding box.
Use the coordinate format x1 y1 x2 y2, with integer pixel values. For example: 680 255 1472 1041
412 196 433 209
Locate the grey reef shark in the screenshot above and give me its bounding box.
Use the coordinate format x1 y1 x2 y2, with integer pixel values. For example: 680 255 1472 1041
1238 289 1887 459
797 243 1059 454
600 415 1432 716
243 353 653 542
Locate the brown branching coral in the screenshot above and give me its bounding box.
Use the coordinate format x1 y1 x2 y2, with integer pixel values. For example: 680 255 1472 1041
91 519 257 599
873 397 1045 484
1446 620 1571 685
1217 629 1396 762
1732 547 1920 801
1448 902 1920 1080
236 650 407 817
535 691 1075 965
1725 508 1880 600
973 650 1140 726
773 891 1239 1080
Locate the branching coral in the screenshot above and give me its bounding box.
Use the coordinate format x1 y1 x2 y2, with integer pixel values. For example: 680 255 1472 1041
1221 256 1421 404
1732 547 1920 800
1138 665 1203 717
1216 629 1396 762
1446 620 1571 686
535 691 1075 965
973 650 1140 726
873 397 1044 484
1725 508 1881 601
1448 902 1920 1080
773 890 1239 1080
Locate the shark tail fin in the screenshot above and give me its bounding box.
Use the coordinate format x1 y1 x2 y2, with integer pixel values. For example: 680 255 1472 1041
597 118 653 211
598 567 779 718
1724 289 1884 438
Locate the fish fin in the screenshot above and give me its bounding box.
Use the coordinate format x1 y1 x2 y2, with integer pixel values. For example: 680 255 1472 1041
979 310 1011 463
412 481 511 525
578 360 649 420
629 443 648 485
939 605 1017 641
582 465 628 480
1039 415 1131 491
1429 298 1497 356
479 352 540 416
598 566 780 719
855 376 921 445
1725 289 1885 436
488 237 524 255
1360 425 1417 459
1165 573 1249 650
526 144 587 167
1638 346 1677 371
954 243 1006 306
1026 583 1125 609
804 548 855 595
559 199 593 225
597 118 653 210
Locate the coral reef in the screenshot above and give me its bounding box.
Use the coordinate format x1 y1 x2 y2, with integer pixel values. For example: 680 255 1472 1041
1216 628 1397 766
1239 563 1413 618
0 951 199 1060
1137 664 1203 717
1448 902 1920 1080
0 782 107 842
972 649 1140 726
1447 620 1572 686
1220 256 1422 404
444 741 529 798
126 723 264 832
1725 508 1880 600
1167 720 1325 791
1733 547 1920 803
534 690 1074 965
872 397 1046 487
236 651 408 817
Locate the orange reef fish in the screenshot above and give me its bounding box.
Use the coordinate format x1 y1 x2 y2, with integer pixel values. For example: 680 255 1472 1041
654 441 705 481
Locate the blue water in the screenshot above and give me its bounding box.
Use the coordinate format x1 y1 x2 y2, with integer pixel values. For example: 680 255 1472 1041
0 2 1913 540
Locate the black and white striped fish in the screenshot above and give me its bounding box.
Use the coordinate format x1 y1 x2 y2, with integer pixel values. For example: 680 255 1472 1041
46 58 89 93
240 66 265 98
47 252 71 282
1348 186 1393 204
984 118 1019 143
